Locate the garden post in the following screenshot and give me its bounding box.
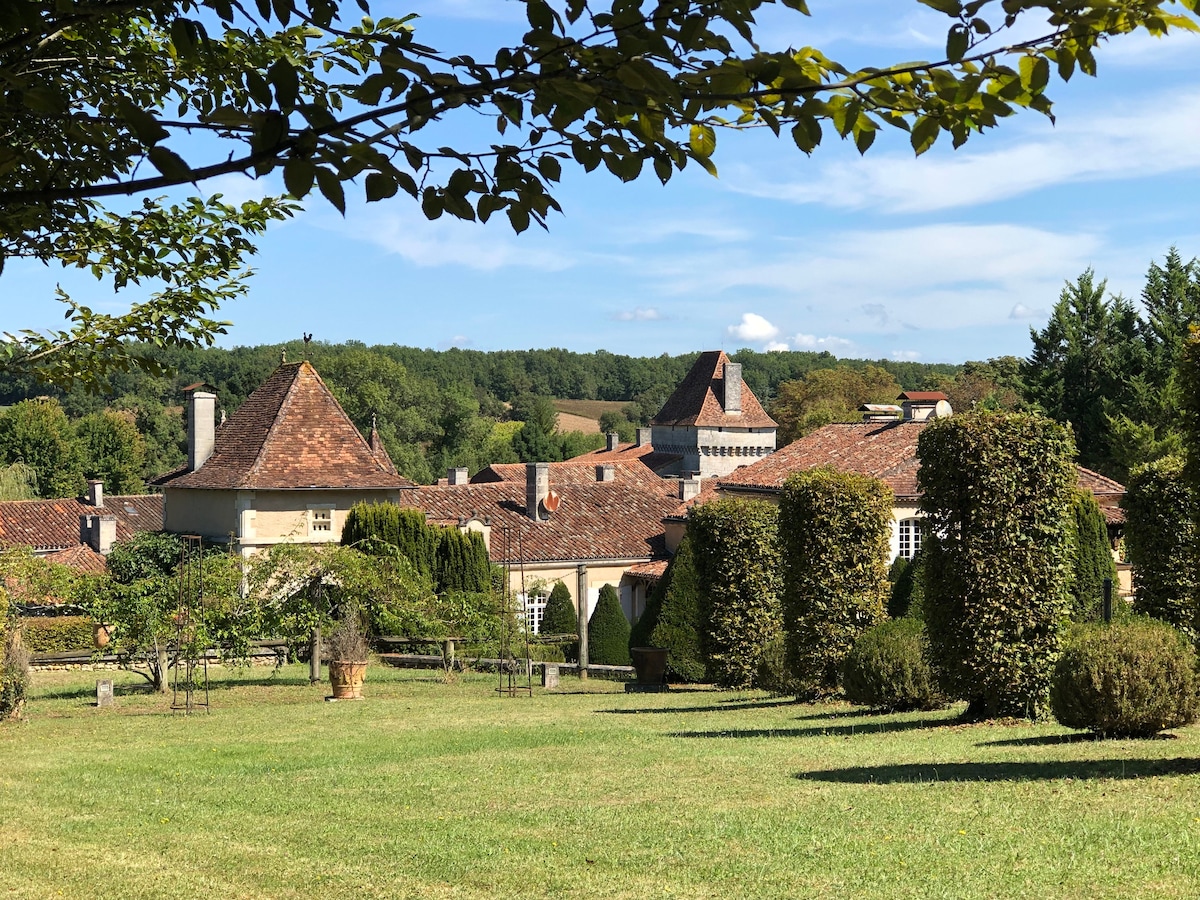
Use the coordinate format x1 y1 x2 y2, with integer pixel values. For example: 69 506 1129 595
309 627 321 684
576 564 589 680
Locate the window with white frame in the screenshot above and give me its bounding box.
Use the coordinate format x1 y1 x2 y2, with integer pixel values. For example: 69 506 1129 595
519 593 547 634
898 517 923 559
309 506 333 535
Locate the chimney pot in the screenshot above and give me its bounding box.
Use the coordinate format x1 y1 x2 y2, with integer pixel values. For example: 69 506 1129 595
724 362 743 414
188 389 218 471
86 479 104 508
596 464 615 483
605 432 620 452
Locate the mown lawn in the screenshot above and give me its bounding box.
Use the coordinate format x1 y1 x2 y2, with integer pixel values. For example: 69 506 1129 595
2 663 1200 899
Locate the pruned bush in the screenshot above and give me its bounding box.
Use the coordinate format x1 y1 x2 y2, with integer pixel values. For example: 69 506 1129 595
1123 456 1196 640
841 619 945 712
919 412 1076 719
540 581 578 661
779 467 892 699
888 550 925 620
1051 619 1198 737
755 633 801 696
588 584 630 666
1070 490 1118 621
689 499 781 689
647 537 707 683
19 615 95 653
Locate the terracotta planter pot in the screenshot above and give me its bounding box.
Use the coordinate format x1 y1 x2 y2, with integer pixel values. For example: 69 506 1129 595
629 647 669 685
93 624 111 649
328 660 368 699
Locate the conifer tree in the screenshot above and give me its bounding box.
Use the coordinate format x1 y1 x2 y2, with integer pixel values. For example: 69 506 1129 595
588 584 630 666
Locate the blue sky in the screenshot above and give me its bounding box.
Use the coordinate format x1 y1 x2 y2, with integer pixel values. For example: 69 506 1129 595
9 0 1200 365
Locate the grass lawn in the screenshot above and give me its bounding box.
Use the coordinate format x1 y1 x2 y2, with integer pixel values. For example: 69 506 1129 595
3 664 1200 899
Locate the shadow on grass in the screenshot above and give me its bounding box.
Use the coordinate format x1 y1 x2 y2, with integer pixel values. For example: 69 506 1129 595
34 680 156 702
978 732 1179 748
603 698 804 715
797 756 1200 783
671 715 953 740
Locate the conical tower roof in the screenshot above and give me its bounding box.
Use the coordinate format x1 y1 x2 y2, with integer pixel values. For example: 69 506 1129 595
651 350 776 428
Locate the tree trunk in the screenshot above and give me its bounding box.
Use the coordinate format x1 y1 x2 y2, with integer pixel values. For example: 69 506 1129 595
309 627 321 684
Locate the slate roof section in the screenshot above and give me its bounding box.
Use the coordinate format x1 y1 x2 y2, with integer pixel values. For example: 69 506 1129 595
0 494 163 553
651 350 777 428
717 421 1128 517
404 470 679 565
720 421 927 497
162 361 413 491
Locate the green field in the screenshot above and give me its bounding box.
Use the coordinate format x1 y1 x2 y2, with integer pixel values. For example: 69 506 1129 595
3 664 1200 899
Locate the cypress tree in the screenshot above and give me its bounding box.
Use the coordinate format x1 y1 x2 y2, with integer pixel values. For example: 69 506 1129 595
541 581 578 635
1070 490 1118 621
588 584 631 665
648 536 707 683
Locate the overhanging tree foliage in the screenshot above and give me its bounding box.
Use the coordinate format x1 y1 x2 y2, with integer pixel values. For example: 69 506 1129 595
918 411 1076 719
688 497 780 688
778 467 893 699
5 0 1197 387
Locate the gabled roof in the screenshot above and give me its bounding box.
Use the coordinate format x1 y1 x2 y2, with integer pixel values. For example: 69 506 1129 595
718 420 1128 514
0 494 163 554
573 441 682 475
405 466 679 565
471 459 666 490
44 544 108 573
651 351 777 429
162 361 413 491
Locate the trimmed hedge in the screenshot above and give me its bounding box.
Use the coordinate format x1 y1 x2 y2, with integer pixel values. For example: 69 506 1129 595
19 615 96 653
587 584 630 666
1123 455 1196 639
1070 490 1118 622
541 581 578 660
647 537 707 683
755 633 801 696
1051 619 1197 737
841 619 944 712
918 412 1076 719
689 498 781 689
779 467 893 699
888 550 926 620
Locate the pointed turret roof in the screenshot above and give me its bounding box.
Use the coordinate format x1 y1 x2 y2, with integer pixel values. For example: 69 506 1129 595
164 361 412 490
651 350 776 428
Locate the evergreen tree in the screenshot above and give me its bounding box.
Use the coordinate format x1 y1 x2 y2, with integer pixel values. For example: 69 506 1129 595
1069 490 1118 621
588 584 630 666
648 537 707 683
541 582 578 636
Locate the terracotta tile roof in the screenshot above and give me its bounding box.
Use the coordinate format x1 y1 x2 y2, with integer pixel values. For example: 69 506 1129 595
897 391 949 402
665 479 722 519
0 494 163 552
404 473 679 565
368 420 399 476
717 421 1128 512
472 459 666 490
573 442 682 475
43 544 108 573
162 361 412 490
627 559 669 581
651 350 777 428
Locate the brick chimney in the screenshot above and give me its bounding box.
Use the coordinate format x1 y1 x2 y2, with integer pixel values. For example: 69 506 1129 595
447 467 469 485
605 432 620 452
86 479 104 508
188 388 217 471
724 362 743 414
596 464 615 483
526 462 549 521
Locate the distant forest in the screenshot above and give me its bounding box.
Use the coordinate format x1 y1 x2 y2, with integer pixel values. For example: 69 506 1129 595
4 245 1198 498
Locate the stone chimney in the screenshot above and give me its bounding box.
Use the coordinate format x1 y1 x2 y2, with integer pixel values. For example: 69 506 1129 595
86 479 104 508
188 388 217 471
636 427 652 447
678 478 702 503
447 467 469 485
80 514 118 555
724 362 743 414
526 462 550 521
596 464 615 483
605 432 620 452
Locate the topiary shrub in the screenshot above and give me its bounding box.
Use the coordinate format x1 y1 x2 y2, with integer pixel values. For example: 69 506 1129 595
1051 618 1198 737
689 498 781 689
588 584 630 666
779 467 893 699
1070 490 1118 622
1123 455 1196 640
888 550 926 620
541 581 578 661
841 619 945 712
919 412 1076 720
19 615 96 653
648 537 707 683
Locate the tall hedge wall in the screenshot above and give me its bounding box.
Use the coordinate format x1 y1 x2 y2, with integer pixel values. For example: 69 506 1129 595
779 467 893 699
1124 455 1196 639
918 412 1076 719
343 503 491 594
688 498 781 689
1070 490 1118 621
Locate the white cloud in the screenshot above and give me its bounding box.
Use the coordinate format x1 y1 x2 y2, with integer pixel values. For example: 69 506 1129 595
615 308 663 321
725 91 1200 214
765 341 791 352
891 350 922 361
727 313 780 342
1009 303 1045 320
792 333 855 353
438 334 472 349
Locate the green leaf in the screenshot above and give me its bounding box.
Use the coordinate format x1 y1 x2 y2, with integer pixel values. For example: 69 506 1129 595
1019 55 1050 92
283 157 315 198
507 204 530 233
364 171 398 202
537 155 562 182
314 167 346 214
689 124 717 158
146 147 191 180
946 24 969 62
268 59 300 109
919 0 962 14
910 116 939 155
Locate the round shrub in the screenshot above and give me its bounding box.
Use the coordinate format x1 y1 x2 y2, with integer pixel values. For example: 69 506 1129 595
841 619 945 712
1051 619 1198 737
